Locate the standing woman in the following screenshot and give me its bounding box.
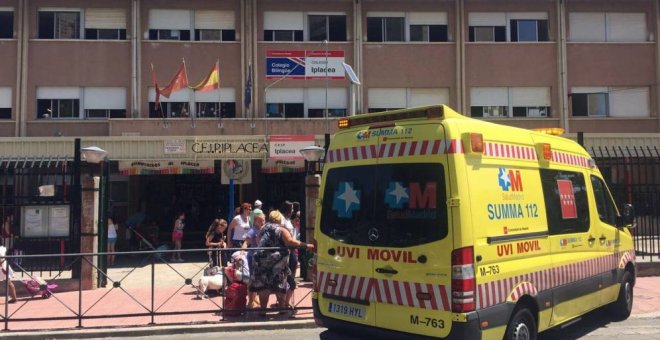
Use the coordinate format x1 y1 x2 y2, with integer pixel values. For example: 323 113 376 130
205 219 228 267
107 217 119 266
171 212 185 262
228 203 251 249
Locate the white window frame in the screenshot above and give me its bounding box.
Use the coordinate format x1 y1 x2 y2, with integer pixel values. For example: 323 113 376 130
36 86 82 119
569 12 647 42
471 87 551 118
38 8 82 40
194 10 235 42
469 12 549 42
147 9 193 40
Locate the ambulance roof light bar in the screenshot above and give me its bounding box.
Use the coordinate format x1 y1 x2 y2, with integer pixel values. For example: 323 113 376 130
532 127 565 136
338 106 444 129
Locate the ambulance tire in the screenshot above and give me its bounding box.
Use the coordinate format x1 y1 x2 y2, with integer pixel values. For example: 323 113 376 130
609 270 633 321
503 307 537 340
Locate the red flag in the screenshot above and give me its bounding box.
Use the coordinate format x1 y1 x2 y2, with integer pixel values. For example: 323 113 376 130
557 179 577 219
191 62 219 92
159 62 189 99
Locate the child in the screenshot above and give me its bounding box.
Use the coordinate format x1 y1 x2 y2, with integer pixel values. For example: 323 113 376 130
0 246 17 303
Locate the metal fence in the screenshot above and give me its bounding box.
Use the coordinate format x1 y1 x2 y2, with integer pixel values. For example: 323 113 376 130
0 247 312 332
591 145 660 261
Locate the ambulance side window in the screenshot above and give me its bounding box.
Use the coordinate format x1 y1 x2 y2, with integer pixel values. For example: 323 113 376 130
540 169 590 235
590 175 618 226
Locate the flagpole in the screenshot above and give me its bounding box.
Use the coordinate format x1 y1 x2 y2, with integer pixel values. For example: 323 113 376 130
217 58 223 129
151 63 168 128
182 58 195 128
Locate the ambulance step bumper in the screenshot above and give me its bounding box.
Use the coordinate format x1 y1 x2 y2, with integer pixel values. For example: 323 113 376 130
313 299 482 340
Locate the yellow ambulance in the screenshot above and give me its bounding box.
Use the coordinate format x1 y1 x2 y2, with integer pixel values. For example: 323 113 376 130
312 105 636 339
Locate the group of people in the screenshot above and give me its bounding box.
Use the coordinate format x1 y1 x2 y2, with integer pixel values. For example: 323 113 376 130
202 199 312 312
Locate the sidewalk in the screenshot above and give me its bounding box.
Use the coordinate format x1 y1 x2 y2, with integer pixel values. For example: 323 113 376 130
1 262 660 338
0 260 314 333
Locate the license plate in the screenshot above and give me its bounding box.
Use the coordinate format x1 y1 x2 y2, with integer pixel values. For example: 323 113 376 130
328 302 366 319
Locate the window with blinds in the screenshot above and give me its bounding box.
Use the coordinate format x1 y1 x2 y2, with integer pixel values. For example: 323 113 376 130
84 8 127 40
83 87 127 118
470 87 551 118
0 87 11 119
194 10 236 42
569 12 647 42
264 11 304 41
148 9 192 41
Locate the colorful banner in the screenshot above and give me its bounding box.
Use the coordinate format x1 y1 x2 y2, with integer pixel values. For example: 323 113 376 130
119 160 214 175
261 159 306 174
268 135 316 161
266 50 345 79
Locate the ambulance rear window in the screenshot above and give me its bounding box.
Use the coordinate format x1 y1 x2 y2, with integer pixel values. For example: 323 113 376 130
320 163 448 247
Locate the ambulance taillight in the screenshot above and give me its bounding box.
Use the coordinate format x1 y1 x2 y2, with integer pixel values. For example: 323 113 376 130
451 246 476 313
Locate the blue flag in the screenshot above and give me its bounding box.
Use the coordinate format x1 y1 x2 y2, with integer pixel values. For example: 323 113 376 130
244 64 252 108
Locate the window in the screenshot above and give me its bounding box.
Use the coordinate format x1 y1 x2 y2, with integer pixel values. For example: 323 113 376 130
569 12 647 42
571 87 649 117
36 87 80 119
307 88 347 118
368 88 449 112
37 99 79 119
194 10 235 41
0 87 11 119
149 102 190 118
471 87 551 118
264 11 303 41
320 163 448 247
591 176 618 226
84 87 126 119
409 12 448 42
510 19 549 41
148 9 191 41
38 11 81 39
308 15 346 41
540 169 590 235
0 11 13 39
265 88 304 118
469 12 548 42
84 8 126 40
194 88 236 117
367 16 404 42
571 89 608 117
195 102 236 118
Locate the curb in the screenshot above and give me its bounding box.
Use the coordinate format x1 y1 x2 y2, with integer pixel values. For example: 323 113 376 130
637 262 660 277
0 318 318 339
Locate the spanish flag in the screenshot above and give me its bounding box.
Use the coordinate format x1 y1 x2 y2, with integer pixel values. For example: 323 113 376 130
192 61 220 92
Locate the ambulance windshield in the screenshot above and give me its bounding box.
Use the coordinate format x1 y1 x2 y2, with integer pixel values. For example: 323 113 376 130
320 163 448 247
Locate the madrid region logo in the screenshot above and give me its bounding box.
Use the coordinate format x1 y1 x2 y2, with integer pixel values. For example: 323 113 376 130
498 168 523 192
332 182 361 218
385 181 409 209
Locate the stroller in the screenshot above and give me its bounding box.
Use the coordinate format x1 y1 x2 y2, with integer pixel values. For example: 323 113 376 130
129 225 170 260
21 276 57 299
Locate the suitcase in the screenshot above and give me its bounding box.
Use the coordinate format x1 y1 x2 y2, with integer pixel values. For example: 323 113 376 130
224 282 247 317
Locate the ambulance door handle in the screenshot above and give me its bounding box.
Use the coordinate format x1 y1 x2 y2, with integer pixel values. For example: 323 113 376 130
376 267 398 275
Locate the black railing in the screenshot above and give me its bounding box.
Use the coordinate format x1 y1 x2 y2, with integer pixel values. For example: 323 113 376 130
591 145 660 261
0 247 312 332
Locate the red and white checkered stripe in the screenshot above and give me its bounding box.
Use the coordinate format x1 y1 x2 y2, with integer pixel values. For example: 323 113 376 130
317 271 451 311
476 249 635 309
483 142 538 161
551 150 591 168
509 282 538 302
326 139 463 163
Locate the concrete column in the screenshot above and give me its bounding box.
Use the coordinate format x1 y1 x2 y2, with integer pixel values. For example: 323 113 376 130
304 174 320 281
80 176 100 290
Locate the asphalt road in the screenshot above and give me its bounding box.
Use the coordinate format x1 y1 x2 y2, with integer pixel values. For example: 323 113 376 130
83 312 660 340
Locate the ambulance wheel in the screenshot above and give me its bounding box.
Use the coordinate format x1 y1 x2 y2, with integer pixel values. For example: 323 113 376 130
609 270 633 320
504 307 537 340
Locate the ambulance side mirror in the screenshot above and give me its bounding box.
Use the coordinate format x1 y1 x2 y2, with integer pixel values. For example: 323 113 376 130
618 204 636 229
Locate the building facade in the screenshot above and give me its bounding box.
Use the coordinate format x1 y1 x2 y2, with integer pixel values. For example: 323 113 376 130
0 0 658 250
